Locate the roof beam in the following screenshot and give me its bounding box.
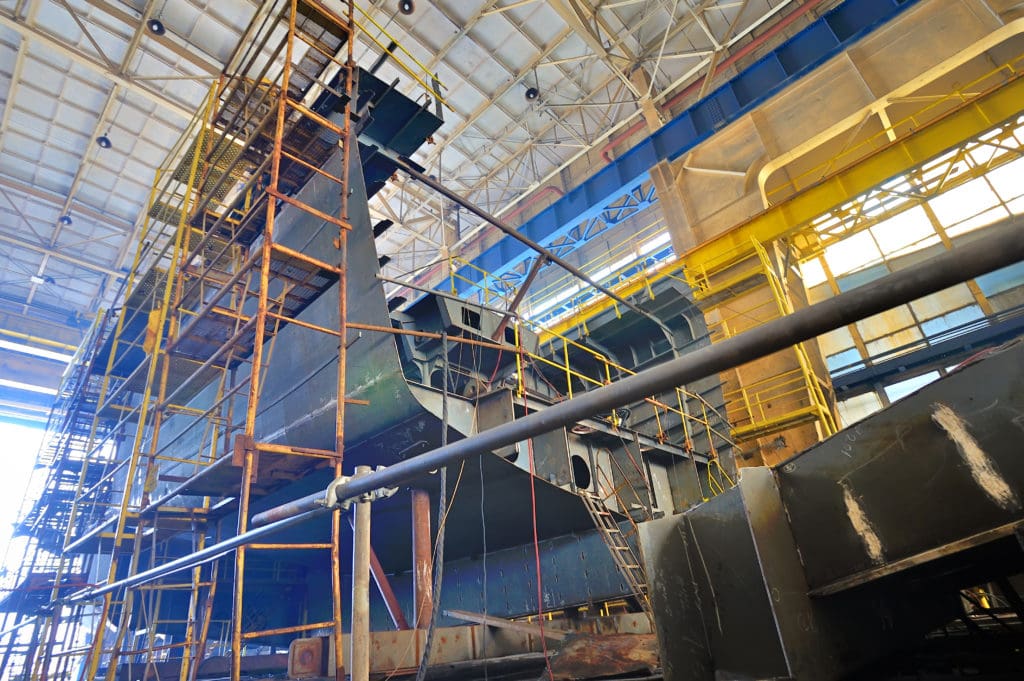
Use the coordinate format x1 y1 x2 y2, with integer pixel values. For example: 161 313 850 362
0 39 28 142
0 231 122 278
80 0 221 75
0 12 195 120
0 174 134 232
547 0 643 98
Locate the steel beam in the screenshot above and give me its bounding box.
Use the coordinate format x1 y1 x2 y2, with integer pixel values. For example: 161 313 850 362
451 0 920 295
61 214 1024 601
0 232 122 277
0 12 195 120
685 72 1024 277
0 173 135 232
546 75 1024 336
387 153 671 333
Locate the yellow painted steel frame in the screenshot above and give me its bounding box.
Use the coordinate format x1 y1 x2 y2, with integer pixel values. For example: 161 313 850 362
686 59 1024 292
713 239 837 444
540 47 1024 334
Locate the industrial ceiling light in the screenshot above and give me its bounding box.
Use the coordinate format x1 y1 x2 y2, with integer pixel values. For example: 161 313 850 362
525 86 539 101
96 133 112 149
399 0 414 15
59 214 73 226
147 17 165 35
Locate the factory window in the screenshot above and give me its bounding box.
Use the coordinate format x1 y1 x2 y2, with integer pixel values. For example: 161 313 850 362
826 348 863 375
869 206 936 257
824 231 881 277
837 392 883 427
919 305 984 338
796 114 1024 420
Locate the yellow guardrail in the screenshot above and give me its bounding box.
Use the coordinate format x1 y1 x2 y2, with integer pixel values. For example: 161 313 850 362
473 53 1024 334
353 4 452 110
442 246 735 466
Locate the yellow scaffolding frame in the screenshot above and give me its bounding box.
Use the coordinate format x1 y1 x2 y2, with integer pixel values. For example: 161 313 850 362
13 1 434 678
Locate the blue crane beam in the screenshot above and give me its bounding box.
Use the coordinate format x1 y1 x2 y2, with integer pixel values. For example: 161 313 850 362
451 0 920 300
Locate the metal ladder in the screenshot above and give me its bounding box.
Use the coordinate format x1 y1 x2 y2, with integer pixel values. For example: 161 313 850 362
579 489 653 621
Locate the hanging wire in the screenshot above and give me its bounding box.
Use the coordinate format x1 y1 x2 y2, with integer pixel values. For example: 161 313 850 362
414 332 450 681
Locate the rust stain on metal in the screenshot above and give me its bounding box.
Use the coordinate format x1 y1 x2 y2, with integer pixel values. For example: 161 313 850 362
548 633 659 680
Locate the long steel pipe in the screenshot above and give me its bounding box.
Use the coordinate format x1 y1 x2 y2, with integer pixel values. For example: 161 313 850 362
62 216 1024 598
253 215 1024 526
62 509 328 604
384 152 672 335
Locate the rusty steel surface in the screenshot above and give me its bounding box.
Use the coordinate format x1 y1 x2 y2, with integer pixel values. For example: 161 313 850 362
638 340 1024 681
548 633 659 681
411 487 434 629
286 615 660 681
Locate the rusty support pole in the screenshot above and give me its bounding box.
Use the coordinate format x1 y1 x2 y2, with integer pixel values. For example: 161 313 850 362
411 488 434 629
331 0 355 676
230 448 254 681
351 466 372 681
347 515 410 630
492 254 547 342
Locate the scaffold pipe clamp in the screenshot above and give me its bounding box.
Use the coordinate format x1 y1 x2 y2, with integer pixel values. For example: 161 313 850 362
322 466 397 510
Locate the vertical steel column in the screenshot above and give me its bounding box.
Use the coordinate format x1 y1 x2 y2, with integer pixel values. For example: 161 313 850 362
178 524 207 681
332 3 356 678
230 448 254 681
19 616 42 681
411 488 434 629
351 466 373 681
348 515 411 630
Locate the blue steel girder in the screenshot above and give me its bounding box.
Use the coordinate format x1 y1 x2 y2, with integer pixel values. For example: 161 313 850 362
533 244 677 326
457 179 660 297
449 0 919 301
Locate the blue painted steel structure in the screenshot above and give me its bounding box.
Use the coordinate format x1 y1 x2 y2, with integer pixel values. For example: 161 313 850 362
532 243 675 326
452 0 920 300
461 181 662 305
